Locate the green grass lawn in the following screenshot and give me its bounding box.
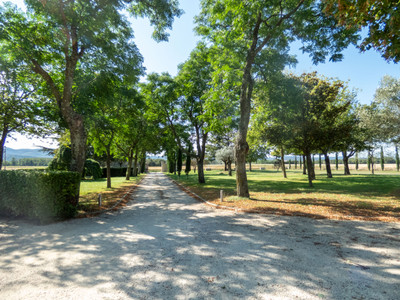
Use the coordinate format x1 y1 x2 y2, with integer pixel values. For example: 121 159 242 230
78 175 143 213
168 169 400 222
80 176 140 195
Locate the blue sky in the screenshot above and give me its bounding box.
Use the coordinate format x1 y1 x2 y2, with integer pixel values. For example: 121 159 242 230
4 0 399 148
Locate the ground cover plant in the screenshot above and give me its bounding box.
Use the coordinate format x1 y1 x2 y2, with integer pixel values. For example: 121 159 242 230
168 170 400 222
78 175 143 215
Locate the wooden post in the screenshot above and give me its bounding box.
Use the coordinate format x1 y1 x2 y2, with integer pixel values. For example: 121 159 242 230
220 190 223 203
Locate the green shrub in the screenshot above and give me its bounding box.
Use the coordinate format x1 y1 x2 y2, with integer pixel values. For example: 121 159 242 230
84 159 102 179
48 145 72 171
101 167 134 178
0 170 80 223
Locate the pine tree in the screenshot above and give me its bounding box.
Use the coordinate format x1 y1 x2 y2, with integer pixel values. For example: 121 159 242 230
177 148 182 177
185 143 191 177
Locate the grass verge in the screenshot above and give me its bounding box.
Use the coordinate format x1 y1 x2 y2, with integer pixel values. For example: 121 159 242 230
168 170 400 222
77 175 144 216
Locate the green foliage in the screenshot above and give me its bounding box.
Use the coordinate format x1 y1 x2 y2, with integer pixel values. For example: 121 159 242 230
48 145 72 171
0 170 80 223
84 159 102 179
324 0 400 62
185 143 192 175
177 148 182 176
4 157 52 166
101 168 134 178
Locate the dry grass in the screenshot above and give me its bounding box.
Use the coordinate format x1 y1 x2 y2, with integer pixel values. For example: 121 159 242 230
169 170 400 223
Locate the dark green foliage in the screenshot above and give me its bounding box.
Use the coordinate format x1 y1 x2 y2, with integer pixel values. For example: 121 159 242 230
4 157 52 166
141 158 146 173
0 170 80 223
48 145 72 171
101 168 133 178
84 159 102 179
177 148 182 176
185 144 191 175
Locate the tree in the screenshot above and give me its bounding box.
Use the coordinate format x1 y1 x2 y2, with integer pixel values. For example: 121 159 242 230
0 0 181 176
176 44 213 184
324 1 400 62
196 0 358 197
215 147 234 176
177 147 183 177
0 56 44 169
185 142 192 176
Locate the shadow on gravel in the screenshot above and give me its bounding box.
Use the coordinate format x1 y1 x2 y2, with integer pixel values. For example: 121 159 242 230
0 174 399 299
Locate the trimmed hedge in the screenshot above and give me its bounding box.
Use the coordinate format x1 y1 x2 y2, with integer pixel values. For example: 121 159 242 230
0 170 80 223
102 168 134 178
84 159 102 179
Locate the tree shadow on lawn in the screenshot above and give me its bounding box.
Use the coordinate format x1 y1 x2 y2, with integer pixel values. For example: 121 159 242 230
188 171 400 200
0 177 399 299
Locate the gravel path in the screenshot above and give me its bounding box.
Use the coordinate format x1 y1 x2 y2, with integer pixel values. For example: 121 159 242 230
1 172 399 299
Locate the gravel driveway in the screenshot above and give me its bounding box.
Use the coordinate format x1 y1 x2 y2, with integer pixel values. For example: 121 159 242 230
1 172 399 299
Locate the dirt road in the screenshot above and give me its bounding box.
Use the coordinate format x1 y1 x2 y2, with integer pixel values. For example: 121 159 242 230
1 173 399 299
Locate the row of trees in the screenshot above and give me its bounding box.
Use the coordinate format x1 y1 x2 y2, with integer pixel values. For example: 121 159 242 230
1 0 399 198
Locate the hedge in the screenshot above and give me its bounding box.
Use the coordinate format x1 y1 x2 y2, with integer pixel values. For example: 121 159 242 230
0 170 80 223
102 167 135 178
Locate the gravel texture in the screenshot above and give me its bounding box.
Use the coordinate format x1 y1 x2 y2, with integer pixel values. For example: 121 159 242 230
1 172 399 299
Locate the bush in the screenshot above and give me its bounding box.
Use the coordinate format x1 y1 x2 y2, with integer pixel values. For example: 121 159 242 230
0 170 80 223
84 159 102 179
48 145 72 171
101 167 134 178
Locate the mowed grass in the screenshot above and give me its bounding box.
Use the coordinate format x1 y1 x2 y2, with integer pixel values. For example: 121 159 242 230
78 175 143 214
168 169 400 222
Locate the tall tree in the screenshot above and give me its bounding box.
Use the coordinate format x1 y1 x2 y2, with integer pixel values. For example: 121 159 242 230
0 0 181 175
196 0 358 197
176 44 214 184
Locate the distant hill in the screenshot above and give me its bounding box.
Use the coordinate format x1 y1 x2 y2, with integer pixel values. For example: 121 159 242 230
4 147 53 161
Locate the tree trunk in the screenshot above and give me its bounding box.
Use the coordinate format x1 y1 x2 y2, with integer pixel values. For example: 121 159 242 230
305 152 314 187
380 146 384 171
324 152 332 178
302 155 307 175
355 152 359 170
0 126 8 170
281 147 287 178
249 161 252 172
342 151 351 175
228 160 232 176
319 154 322 170
126 149 133 180
371 151 375 175
396 146 399 172
197 159 205 183
224 161 228 171
133 151 138 177
235 27 260 198
295 155 297 169
106 147 111 189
